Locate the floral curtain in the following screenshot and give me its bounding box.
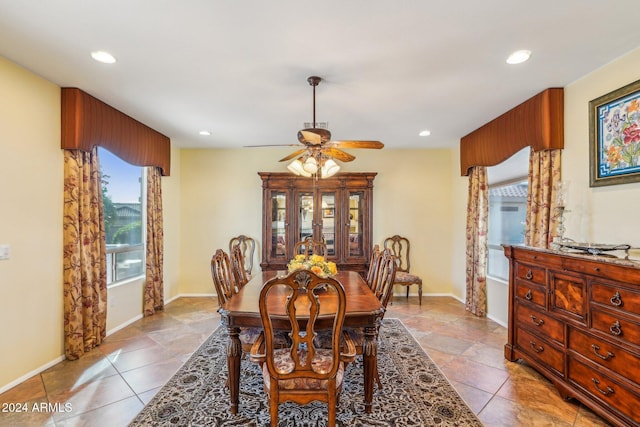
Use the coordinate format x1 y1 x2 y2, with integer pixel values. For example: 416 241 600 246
62 148 107 360
525 149 562 248
465 166 488 317
143 166 164 316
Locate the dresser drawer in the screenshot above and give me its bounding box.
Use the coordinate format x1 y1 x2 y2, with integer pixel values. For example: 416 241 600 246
591 308 640 346
517 303 564 343
516 328 564 374
568 357 640 426
568 327 640 385
592 281 640 318
515 280 546 309
563 257 640 286
515 262 546 285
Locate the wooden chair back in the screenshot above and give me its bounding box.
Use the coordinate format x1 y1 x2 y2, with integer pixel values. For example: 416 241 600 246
365 244 381 288
383 235 412 273
210 249 238 305
230 244 250 287
228 235 256 275
370 250 398 309
293 236 327 259
258 269 347 426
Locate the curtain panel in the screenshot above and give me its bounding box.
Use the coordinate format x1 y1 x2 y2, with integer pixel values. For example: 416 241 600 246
62 148 107 360
525 149 562 248
465 166 488 317
144 166 164 316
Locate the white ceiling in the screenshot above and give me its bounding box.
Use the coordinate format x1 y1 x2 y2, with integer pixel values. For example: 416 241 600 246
1 1 639 152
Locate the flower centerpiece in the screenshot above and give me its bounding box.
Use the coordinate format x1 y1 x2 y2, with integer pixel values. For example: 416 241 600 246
287 254 337 278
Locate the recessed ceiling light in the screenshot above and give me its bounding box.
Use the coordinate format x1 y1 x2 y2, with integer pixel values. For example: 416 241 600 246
199 130 211 136
419 130 431 137
506 50 531 65
91 50 116 64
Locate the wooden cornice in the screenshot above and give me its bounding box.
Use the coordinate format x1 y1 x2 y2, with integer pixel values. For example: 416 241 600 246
459 88 564 176
61 88 171 176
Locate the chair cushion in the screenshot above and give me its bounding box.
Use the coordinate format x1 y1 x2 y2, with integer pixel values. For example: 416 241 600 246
314 328 365 348
394 271 422 285
263 348 344 391
240 328 289 348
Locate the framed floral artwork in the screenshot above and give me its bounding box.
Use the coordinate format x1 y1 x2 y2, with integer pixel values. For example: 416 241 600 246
589 78 640 187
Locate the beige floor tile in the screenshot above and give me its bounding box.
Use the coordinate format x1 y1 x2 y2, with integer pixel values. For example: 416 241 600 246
0 295 613 427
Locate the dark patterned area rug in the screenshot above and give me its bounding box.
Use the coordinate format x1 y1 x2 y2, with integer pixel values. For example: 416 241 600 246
129 319 483 426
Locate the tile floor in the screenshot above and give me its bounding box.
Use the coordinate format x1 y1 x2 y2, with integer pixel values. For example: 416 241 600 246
0 296 611 426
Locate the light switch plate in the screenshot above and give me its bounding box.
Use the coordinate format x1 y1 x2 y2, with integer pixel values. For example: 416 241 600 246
0 245 10 260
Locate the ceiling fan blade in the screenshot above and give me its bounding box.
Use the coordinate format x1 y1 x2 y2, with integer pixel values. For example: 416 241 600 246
322 148 356 162
327 140 384 149
278 148 308 162
244 144 301 147
298 128 331 145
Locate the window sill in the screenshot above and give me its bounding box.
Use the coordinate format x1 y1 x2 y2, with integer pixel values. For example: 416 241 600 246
107 275 145 289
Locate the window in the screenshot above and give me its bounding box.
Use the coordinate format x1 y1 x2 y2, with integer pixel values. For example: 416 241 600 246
99 147 145 285
487 179 528 280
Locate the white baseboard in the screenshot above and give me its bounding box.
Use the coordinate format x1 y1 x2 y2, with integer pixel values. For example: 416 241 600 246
0 355 66 395
106 314 143 336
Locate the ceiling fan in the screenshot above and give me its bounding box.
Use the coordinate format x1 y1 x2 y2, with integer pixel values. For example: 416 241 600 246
250 76 384 177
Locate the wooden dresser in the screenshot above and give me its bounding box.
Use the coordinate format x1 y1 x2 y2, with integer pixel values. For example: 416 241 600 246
504 246 640 426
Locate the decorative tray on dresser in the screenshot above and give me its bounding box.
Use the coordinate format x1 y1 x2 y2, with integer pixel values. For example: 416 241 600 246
503 245 640 427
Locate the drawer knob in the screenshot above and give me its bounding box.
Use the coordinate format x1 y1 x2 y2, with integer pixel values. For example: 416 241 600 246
525 290 533 301
591 344 615 361
525 269 533 280
610 291 623 307
530 315 544 326
609 320 622 336
591 378 615 396
529 340 544 353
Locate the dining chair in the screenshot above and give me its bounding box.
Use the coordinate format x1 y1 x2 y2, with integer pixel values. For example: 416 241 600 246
383 235 423 305
210 249 264 353
294 236 327 259
230 244 250 287
250 269 356 427
228 234 256 276
346 249 397 389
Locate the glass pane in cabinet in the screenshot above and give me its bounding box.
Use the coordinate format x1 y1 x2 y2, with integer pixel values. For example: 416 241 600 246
321 193 336 256
298 192 314 253
348 192 364 257
270 192 287 257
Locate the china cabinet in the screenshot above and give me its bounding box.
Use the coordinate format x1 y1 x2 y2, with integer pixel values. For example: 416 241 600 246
259 172 376 275
504 245 640 427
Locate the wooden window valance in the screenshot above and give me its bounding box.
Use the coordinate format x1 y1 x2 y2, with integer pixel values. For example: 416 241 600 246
61 88 171 176
459 88 563 176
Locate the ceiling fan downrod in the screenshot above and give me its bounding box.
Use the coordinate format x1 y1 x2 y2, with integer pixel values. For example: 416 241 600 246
307 76 321 129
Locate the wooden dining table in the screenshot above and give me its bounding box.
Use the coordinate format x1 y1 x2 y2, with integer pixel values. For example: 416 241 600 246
218 270 385 415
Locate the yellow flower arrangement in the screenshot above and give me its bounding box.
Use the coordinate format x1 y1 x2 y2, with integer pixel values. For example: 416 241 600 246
287 254 338 278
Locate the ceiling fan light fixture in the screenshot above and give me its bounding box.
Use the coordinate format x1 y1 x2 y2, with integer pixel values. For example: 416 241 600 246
302 156 318 174
321 158 340 178
506 50 531 64
287 159 311 177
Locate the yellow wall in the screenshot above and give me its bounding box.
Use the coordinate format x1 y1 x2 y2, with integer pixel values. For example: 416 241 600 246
0 57 64 388
2 46 640 392
563 47 640 245
0 57 184 392
178 147 458 296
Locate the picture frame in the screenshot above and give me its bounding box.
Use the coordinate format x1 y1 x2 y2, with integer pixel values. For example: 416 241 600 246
323 208 334 218
589 78 640 187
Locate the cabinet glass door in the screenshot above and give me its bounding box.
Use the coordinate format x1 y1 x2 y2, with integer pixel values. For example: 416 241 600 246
321 192 336 257
270 192 287 258
347 191 365 257
297 192 314 253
